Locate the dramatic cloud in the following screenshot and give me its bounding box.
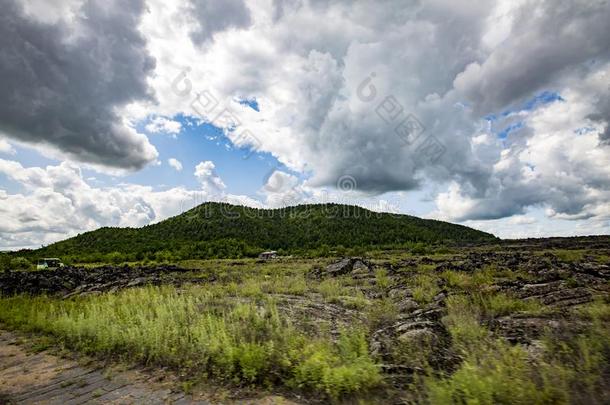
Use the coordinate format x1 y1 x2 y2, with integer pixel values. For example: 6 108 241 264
0 0 158 171
1 0 610 247
141 0 609 228
453 0 610 115
187 0 251 45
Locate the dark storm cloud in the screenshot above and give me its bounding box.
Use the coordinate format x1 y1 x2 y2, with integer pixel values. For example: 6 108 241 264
454 0 610 115
0 0 158 170
188 0 252 45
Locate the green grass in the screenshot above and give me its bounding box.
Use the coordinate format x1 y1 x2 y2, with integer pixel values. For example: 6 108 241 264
374 268 391 292
316 278 350 300
474 292 544 317
441 271 472 289
410 274 440 304
0 286 381 399
553 249 586 263
425 294 610 404
2 251 608 403
366 298 399 330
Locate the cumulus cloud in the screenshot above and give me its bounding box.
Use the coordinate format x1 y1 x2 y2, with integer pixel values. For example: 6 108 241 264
2 0 610 245
453 0 610 115
167 158 183 171
130 0 609 232
194 161 226 196
0 158 238 249
434 75 610 224
260 170 308 207
143 0 498 193
146 117 182 137
0 0 158 171
0 138 16 155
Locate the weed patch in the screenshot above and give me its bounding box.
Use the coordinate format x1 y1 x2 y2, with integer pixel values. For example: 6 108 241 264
0 286 382 399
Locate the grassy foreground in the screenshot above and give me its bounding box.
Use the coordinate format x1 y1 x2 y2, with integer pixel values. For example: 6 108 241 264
0 285 380 399
0 251 609 403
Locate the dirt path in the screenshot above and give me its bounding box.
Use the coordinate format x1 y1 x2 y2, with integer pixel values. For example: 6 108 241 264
3 330 302 405
0 330 215 404
0 330 301 405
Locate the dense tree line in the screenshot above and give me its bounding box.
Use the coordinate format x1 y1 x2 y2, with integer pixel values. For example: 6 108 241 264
10 203 496 262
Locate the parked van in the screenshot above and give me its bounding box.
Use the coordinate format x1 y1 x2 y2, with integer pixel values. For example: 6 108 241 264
36 258 65 270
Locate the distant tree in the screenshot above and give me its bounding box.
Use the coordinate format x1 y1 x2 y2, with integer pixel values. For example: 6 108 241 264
335 245 347 256
22 203 496 262
0 254 11 271
107 251 123 265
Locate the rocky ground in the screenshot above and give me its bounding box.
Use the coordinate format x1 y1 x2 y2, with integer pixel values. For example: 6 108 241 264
1 237 609 403
307 241 610 390
0 265 199 298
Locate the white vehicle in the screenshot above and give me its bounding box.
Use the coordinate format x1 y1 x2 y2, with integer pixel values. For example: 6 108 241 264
36 258 65 270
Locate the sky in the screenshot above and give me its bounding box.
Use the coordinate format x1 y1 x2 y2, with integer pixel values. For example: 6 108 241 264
1 0 610 250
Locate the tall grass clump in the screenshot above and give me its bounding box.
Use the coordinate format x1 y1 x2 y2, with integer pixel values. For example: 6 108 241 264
0 286 381 399
410 274 440 304
424 295 610 404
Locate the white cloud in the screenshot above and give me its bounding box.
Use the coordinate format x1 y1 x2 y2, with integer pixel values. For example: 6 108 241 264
145 116 183 137
2 0 610 244
0 138 16 155
0 158 235 249
167 157 183 171
433 70 610 228
194 160 226 196
136 0 609 211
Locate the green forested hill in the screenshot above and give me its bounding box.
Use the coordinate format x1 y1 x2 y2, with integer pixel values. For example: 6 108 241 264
24 203 497 261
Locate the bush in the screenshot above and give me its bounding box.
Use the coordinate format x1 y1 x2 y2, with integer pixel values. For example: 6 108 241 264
9 257 32 270
374 268 391 292
426 343 548 404
0 254 12 271
106 251 124 265
426 295 610 404
291 330 382 399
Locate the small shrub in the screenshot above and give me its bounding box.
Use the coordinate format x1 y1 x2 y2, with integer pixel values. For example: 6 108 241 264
9 257 32 270
317 278 348 300
443 295 489 351
410 274 440 304
261 274 307 295
366 298 399 330
337 291 370 310
425 343 548 404
291 330 381 399
576 299 610 322
471 266 495 288
441 271 472 289
374 268 391 292
474 292 543 317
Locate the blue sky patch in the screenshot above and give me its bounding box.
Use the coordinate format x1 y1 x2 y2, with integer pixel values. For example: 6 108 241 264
238 98 260 112
497 121 524 139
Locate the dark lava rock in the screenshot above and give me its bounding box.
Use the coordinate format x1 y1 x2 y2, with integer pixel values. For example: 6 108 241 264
370 293 456 383
0 265 194 298
310 257 373 278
